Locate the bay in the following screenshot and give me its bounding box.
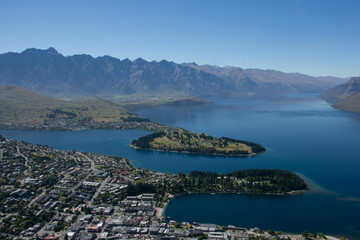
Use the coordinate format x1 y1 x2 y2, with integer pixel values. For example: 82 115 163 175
135 96 360 198
165 193 360 239
1 95 360 238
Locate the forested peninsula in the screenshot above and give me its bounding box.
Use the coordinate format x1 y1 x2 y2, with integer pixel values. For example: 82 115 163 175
178 169 308 194
128 169 308 197
131 130 266 156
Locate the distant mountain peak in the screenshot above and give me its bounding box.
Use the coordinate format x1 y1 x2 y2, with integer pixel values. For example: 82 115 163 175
21 48 38 54
46 47 59 55
134 57 147 63
21 47 59 55
183 62 198 66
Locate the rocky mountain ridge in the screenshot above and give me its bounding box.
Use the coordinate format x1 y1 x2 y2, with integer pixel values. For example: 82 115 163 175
0 48 348 98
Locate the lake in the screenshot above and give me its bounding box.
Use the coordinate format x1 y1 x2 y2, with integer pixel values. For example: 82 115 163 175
1 95 360 238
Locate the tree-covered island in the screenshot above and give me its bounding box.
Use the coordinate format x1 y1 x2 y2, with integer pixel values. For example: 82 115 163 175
131 129 266 156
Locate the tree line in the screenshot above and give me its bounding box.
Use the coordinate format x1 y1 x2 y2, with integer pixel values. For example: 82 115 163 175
131 132 166 149
123 169 308 206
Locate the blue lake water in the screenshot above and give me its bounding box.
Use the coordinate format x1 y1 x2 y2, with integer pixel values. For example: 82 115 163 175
165 193 360 238
1 95 360 238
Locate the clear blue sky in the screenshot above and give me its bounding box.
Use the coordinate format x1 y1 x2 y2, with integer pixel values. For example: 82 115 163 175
0 0 359 77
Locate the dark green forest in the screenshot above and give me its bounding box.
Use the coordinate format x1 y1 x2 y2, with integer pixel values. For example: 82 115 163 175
124 169 308 205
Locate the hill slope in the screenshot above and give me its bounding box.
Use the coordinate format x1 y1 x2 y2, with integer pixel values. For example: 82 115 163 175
0 48 347 98
320 76 360 113
0 85 132 126
320 76 360 103
332 92 360 113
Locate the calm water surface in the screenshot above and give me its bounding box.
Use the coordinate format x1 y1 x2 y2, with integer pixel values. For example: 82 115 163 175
1 95 360 238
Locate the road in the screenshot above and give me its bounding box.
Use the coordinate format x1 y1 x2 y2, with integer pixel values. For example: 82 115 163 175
68 152 96 194
88 176 111 208
27 190 46 207
76 152 95 170
119 158 135 184
16 145 29 169
123 158 132 169
16 145 31 185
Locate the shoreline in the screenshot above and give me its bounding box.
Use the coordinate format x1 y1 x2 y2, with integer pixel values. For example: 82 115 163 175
161 190 307 218
160 193 344 240
130 143 265 157
298 173 360 203
1 134 351 239
157 195 173 219
296 172 336 195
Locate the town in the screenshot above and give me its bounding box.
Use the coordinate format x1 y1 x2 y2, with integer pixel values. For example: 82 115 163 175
0 118 176 132
0 135 328 239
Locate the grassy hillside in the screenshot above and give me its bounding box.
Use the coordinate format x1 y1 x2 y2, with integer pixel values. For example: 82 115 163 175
333 92 360 113
0 85 132 126
71 96 133 122
131 130 266 156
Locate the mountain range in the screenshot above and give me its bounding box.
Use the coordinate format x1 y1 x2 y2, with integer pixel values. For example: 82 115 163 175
0 48 348 98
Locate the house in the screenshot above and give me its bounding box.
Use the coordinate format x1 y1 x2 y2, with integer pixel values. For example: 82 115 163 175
44 236 59 240
86 225 101 232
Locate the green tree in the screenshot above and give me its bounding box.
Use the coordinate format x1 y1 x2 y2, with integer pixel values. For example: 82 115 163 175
316 233 326 239
198 234 208 240
302 231 309 238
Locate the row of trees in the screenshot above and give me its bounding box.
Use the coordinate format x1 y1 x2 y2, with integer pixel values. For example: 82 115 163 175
123 116 151 122
131 132 166 149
